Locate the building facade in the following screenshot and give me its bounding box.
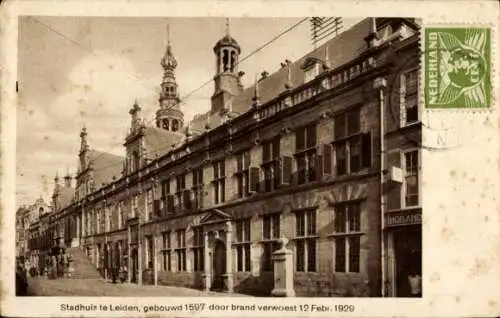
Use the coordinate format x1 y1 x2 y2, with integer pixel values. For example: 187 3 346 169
26 17 422 297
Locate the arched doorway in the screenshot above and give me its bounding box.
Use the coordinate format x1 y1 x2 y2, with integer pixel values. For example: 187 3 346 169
211 240 226 291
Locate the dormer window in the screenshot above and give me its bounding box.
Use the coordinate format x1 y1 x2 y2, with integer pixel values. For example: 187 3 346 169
301 57 324 83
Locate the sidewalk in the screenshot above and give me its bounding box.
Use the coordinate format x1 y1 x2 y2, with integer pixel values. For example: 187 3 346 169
27 277 252 297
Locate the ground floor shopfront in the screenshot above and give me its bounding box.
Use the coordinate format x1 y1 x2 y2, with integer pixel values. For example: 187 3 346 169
384 208 422 297
80 180 384 297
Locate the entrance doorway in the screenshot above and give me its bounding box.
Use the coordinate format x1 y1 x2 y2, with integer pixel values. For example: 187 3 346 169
131 248 138 284
211 240 226 291
394 227 422 297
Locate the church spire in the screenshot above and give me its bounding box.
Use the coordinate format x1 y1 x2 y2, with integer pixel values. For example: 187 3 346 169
157 24 184 132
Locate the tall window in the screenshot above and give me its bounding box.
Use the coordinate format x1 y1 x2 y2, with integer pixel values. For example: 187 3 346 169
145 235 153 269
192 227 204 272
176 229 187 271
192 167 204 210
117 201 123 229
105 205 111 232
175 174 186 213
146 189 153 222
96 209 101 234
295 209 317 272
131 195 138 219
401 69 419 126
235 151 251 198
161 231 171 271
295 123 317 184
262 214 280 271
334 202 361 273
262 137 281 192
333 107 372 176
161 179 171 215
235 219 251 272
213 160 226 204
404 150 419 207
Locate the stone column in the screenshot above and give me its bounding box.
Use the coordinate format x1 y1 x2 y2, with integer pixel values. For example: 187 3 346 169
154 233 158 286
202 232 211 291
271 237 295 297
224 221 233 292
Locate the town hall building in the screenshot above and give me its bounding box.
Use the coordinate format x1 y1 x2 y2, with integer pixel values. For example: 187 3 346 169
26 17 422 297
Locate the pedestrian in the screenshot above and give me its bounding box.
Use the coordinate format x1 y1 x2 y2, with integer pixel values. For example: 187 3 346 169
408 268 422 297
16 261 28 296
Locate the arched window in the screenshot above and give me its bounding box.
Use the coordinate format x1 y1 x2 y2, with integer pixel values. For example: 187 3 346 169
172 120 179 132
223 49 229 72
163 119 169 130
230 50 237 73
156 120 161 128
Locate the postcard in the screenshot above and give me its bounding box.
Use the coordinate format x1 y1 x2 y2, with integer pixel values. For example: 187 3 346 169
1 0 499 317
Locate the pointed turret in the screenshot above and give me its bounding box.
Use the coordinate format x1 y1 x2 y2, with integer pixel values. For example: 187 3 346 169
156 24 184 132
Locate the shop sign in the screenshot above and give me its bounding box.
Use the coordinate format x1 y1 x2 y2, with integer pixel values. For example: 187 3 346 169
385 210 422 227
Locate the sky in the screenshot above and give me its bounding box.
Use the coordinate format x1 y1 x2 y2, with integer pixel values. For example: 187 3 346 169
16 16 361 208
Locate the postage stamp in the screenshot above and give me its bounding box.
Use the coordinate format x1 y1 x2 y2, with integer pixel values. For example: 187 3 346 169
424 27 492 108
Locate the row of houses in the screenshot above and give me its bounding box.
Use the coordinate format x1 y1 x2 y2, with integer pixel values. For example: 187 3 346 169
22 17 422 297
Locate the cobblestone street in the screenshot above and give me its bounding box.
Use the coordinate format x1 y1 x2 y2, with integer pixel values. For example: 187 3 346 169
27 277 252 297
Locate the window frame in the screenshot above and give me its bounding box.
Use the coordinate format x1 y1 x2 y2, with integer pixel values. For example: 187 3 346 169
402 148 420 208
261 213 281 272
234 219 251 272
261 137 281 192
294 209 318 272
235 150 251 198
331 201 363 273
175 229 187 272
192 227 205 272
400 67 420 127
294 123 318 185
175 174 186 213
212 160 226 204
161 231 172 271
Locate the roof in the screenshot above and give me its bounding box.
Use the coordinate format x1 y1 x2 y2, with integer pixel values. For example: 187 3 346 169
214 34 241 53
89 149 124 188
144 126 185 159
190 18 373 130
58 186 75 210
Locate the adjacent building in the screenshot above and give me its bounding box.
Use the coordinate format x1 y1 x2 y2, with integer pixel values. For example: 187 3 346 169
26 17 422 297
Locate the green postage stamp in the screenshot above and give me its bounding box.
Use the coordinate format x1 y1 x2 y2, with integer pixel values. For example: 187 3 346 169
424 27 492 108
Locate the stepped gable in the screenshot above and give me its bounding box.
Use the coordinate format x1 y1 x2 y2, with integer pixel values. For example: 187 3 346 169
143 126 185 159
189 18 372 131
88 149 123 188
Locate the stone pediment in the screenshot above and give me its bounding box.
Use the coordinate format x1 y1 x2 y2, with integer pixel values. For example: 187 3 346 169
200 209 232 225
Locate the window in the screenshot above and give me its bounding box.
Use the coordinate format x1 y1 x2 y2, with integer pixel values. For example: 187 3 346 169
133 151 140 172
145 235 153 269
161 231 171 271
192 227 204 272
96 209 101 234
304 63 320 83
295 209 317 272
192 167 204 210
161 179 171 215
105 205 111 232
404 150 419 207
130 195 138 219
146 189 153 222
262 214 280 271
235 151 251 198
175 174 186 213
235 219 251 272
401 69 419 126
295 124 317 184
213 160 226 204
262 137 281 192
334 202 361 273
333 108 372 176
176 229 187 271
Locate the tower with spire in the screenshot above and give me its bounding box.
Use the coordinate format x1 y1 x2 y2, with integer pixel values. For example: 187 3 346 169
211 18 244 113
156 24 184 133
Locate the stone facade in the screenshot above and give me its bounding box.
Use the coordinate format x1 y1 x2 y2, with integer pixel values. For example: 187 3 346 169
27 18 422 297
